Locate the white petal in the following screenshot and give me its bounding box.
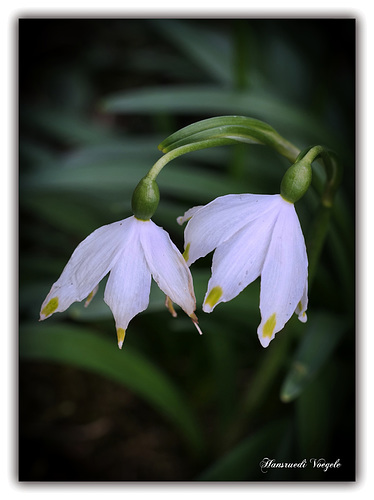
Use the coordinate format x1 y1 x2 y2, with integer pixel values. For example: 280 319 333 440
40 218 133 320
257 199 308 347
177 205 204 225
183 194 280 266
104 219 152 347
139 220 196 316
203 208 279 312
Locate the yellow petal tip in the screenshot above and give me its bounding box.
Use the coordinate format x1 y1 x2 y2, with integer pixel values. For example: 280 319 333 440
204 286 223 310
40 297 59 318
183 243 190 262
262 313 276 339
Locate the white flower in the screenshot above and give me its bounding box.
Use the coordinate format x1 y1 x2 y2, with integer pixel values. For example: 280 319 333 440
40 216 199 348
178 194 308 348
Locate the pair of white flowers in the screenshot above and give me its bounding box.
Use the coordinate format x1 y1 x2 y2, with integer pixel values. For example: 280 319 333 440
40 193 308 348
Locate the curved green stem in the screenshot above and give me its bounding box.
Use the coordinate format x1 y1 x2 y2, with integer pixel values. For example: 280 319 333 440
145 120 342 290
146 138 238 181
295 146 342 285
296 145 342 207
306 205 332 286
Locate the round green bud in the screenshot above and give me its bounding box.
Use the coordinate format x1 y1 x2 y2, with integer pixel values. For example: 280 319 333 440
131 176 160 220
280 159 312 203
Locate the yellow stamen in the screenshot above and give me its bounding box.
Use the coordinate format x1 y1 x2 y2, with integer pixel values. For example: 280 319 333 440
262 313 277 339
40 297 59 318
84 286 98 308
204 286 223 309
165 296 177 317
117 328 126 349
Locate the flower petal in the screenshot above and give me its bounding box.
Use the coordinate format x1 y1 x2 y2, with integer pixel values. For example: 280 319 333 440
139 220 196 316
177 205 204 225
40 218 132 320
257 199 308 347
203 208 279 312
183 194 280 266
104 219 151 348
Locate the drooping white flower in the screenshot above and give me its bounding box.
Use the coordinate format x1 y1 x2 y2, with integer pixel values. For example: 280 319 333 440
40 216 199 348
178 194 308 348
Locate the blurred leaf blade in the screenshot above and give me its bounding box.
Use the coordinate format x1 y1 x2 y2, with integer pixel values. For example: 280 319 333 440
280 311 351 402
101 85 337 146
196 419 288 481
19 323 204 454
20 157 248 205
149 19 233 85
22 106 114 146
295 362 338 461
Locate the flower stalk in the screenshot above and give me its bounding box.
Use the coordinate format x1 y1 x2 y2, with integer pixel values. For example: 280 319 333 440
289 145 342 285
294 145 342 207
145 138 239 182
140 116 342 300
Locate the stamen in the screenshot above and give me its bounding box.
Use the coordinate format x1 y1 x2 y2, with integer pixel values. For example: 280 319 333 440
190 313 203 335
84 285 99 308
193 321 203 336
165 296 177 317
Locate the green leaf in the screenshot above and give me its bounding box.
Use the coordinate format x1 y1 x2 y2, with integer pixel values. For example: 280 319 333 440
149 19 233 85
61 138 162 167
196 419 288 480
20 160 147 194
159 115 278 150
158 115 300 163
221 320 294 449
19 322 204 454
280 311 349 402
101 85 336 146
22 106 114 146
21 156 247 206
295 362 338 461
22 194 104 237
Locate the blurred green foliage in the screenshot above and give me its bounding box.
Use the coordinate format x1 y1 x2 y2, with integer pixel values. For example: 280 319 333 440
19 18 355 481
